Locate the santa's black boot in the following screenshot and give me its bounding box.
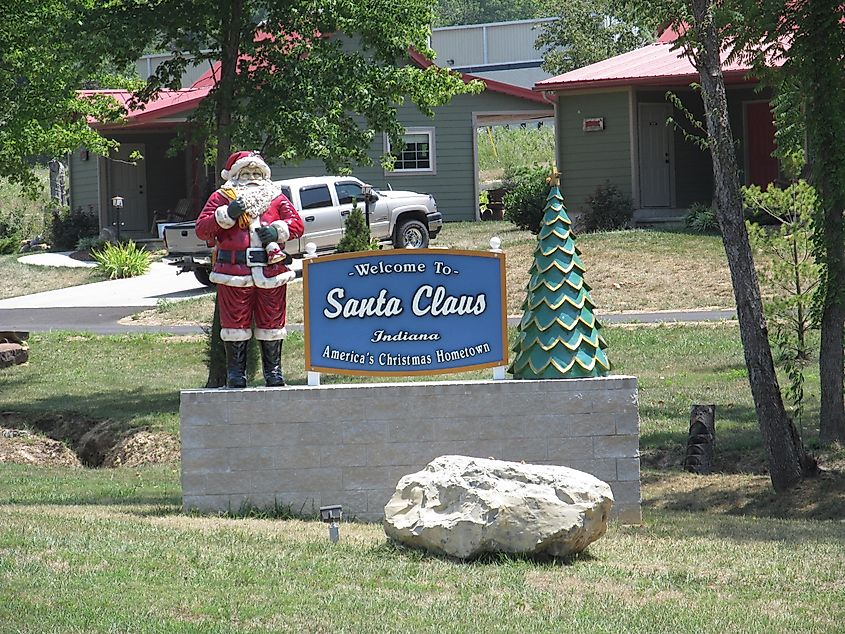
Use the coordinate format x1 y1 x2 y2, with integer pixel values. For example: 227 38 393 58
260 339 285 387
224 340 249 388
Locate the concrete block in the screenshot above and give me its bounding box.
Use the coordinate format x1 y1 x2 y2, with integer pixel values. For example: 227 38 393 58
205 471 250 494
616 457 641 482
181 424 251 450
180 398 227 426
547 436 594 463
181 448 232 474
498 438 549 462
226 447 276 471
343 466 396 490
610 480 642 508
566 414 617 437
429 440 502 461
319 444 367 468
615 410 640 435
366 487 397 514
594 435 640 459
274 445 322 469
365 442 440 467
432 417 481 441
343 419 388 444
566 459 617 482
272 468 343 492
387 418 435 442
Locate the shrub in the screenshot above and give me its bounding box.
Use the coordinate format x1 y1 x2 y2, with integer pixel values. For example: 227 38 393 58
336 203 377 253
91 240 151 279
76 236 107 252
685 202 719 233
582 182 634 232
502 164 551 234
49 206 99 250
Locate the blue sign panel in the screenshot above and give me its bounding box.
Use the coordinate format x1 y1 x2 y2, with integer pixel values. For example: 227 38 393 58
304 249 507 376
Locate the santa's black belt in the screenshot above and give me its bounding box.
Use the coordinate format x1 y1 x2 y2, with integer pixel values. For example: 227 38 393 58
217 248 268 266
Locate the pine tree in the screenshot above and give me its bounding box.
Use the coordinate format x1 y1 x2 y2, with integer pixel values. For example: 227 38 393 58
510 175 610 379
336 202 374 253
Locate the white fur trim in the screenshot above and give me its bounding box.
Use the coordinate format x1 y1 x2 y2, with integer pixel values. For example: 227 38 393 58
252 267 297 289
249 216 262 248
215 205 236 229
221 328 252 342
254 327 287 341
221 155 271 181
210 271 254 287
270 220 290 243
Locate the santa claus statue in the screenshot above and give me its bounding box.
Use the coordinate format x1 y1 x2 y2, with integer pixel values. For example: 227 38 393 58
196 151 304 388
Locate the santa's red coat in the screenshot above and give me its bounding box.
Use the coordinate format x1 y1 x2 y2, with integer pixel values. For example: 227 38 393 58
195 189 304 287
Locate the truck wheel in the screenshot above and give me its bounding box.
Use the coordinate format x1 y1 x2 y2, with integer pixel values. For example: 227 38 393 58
193 268 215 287
394 219 429 249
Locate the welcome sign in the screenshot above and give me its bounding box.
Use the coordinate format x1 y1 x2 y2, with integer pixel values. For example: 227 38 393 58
303 249 507 376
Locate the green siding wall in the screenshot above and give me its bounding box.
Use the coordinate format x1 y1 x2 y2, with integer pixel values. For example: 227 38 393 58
271 90 551 221
556 90 632 215
69 149 100 216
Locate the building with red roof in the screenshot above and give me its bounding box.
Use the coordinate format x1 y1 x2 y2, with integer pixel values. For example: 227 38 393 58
70 32 553 239
533 31 781 224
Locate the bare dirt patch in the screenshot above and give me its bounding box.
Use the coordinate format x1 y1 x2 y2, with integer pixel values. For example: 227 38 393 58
0 428 81 467
103 431 181 467
0 413 180 468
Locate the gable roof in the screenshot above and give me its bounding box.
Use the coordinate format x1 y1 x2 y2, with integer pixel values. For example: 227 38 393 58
82 46 547 128
534 33 779 93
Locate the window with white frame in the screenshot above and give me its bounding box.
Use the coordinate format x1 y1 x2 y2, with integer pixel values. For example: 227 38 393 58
385 128 436 174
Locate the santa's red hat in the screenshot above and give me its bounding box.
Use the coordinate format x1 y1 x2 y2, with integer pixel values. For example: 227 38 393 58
220 150 271 181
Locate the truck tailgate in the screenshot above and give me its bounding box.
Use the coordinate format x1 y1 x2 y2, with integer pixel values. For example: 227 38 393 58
163 221 208 255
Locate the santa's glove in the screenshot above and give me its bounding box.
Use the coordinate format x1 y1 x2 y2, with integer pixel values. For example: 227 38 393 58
256 225 278 246
227 198 247 220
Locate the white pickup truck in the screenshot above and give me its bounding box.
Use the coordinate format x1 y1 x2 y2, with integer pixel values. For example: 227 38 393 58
163 176 443 285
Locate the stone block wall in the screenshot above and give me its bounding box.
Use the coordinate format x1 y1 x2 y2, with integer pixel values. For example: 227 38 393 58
180 376 641 524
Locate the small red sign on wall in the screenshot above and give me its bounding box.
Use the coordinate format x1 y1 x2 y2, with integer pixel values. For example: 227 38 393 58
582 118 605 132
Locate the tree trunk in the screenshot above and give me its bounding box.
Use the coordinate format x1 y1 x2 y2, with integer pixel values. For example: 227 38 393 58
206 0 244 388
804 0 845 444
48 158 66 205
689 0 813 491
206 296 227 388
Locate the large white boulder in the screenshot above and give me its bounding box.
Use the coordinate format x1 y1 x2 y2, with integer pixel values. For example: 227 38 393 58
383 455 613 559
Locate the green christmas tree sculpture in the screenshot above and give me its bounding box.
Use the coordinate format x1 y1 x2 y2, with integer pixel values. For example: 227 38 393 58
510 172 610 379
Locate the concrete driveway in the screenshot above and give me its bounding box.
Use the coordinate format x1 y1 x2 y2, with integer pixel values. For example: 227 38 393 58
0 260 211 309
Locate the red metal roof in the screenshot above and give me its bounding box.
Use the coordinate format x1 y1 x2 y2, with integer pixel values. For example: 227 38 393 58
81 45 546 128
533 37 776 93
79 87 210 128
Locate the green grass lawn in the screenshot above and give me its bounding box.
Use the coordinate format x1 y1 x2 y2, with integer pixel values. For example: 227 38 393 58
134 224 736 327
2 325 844 632
1 464 843 633
0 325 820 452
0 254 106 299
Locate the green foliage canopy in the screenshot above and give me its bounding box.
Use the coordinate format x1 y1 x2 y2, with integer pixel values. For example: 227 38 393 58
0 0 125 192
537 0 660 74
91 0 481 174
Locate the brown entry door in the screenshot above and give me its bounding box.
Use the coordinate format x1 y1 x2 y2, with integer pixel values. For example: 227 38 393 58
745 102 779 187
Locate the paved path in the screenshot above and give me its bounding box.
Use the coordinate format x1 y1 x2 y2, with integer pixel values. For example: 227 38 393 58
1 252 736 333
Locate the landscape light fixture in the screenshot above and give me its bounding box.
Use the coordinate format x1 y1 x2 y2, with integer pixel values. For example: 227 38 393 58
319 504 342 543
111 196 125 240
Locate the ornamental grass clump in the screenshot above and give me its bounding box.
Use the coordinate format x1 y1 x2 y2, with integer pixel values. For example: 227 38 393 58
92 240 151 279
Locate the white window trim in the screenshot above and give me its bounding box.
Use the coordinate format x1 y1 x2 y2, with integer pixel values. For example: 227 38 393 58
384 127 437 175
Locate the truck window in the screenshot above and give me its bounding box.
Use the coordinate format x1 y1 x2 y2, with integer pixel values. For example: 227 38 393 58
300 185 332 210
279 186 292 201
336 182 363 205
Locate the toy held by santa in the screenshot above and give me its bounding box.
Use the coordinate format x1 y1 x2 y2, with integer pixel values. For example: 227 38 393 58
195 150 305 388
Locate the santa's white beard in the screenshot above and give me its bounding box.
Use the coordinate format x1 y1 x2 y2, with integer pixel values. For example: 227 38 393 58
231 180 278 218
